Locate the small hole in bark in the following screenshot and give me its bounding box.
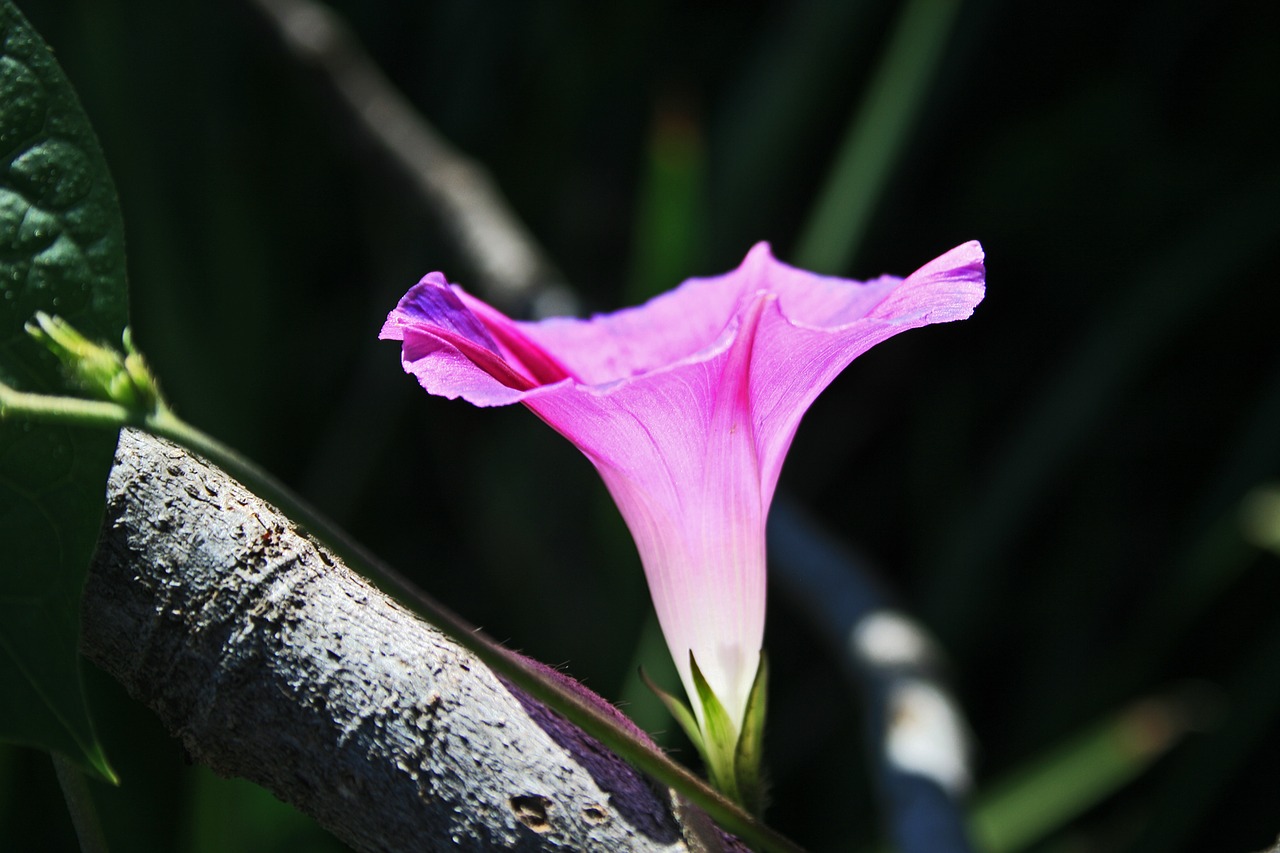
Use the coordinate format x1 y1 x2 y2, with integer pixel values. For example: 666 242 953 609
510 794 553 833
582 802 609 824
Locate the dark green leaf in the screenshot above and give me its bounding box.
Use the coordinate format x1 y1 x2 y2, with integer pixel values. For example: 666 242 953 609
0 0 128 781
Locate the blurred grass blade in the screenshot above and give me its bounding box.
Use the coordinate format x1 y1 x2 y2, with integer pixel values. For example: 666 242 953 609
1104 360 1280 692
971 695 1194 853
925 168 1280 650
710 0 880 257
628 103 707 304
1130 623 1280 852
0 0 128 781
794 0 963 274
1240 483 1280 556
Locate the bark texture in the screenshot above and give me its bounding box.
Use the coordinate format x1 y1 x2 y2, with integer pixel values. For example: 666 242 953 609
81 428 698 852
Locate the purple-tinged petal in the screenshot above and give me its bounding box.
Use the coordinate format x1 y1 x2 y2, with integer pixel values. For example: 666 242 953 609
380 272 574 406
863 240 986 325
455 289 576 386
382 273 507 358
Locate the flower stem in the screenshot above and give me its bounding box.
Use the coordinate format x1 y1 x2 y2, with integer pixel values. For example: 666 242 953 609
0 383 133 430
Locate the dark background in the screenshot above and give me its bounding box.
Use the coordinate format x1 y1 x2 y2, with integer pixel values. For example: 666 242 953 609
2 1 1278 850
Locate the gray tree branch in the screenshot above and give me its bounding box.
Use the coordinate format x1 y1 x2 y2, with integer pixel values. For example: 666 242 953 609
81 428 721 852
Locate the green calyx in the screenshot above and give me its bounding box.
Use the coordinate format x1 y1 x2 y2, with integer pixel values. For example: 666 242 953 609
25 313 161 413
643 651 769 816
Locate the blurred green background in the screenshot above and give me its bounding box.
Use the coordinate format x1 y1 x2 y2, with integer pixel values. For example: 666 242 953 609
3 0 1278 850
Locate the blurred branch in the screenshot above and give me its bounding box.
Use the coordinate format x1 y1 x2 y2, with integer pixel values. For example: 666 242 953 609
768 498 975 853
82 428 730 853
245 0 577 318
970 691 1199 853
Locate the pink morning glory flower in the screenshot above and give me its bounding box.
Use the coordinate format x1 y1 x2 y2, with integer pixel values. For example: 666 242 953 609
381 242 984 751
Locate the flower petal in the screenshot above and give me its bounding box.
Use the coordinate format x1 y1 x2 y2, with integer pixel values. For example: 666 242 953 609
381 241 986 740
381 273 569 405
746 242 986 501
512 296 773 730
512 246 770 384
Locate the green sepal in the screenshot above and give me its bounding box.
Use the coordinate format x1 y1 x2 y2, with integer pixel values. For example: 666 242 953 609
733 651 769 816
638 666 707 760
121 327 161 409
25 313 158 412
642 653 770 815
688 652 743 804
